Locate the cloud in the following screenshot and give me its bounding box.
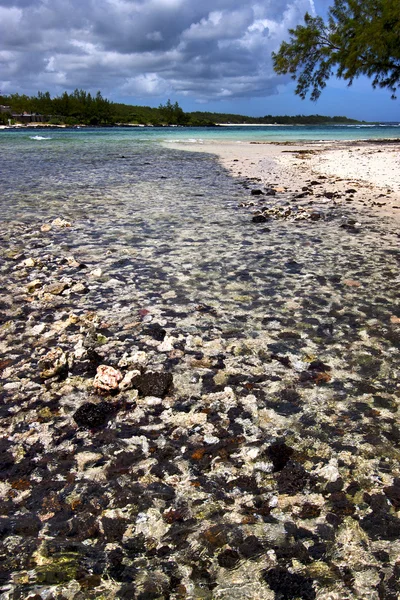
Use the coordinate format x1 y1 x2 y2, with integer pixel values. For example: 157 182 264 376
0 0 315 102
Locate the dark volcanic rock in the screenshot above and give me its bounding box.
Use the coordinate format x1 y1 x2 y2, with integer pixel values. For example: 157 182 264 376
263 567 316 599
144 323 166 341
277 461 310 495
308 360 331 373
73 402 114 428
267 442 294 472
384 479 400 509
217 548 241 569
102 516 129 542
238 535 264 559
251 189 264 196
131 371 173 397
329 492 355 516
361 511 400 541
252 214 269 223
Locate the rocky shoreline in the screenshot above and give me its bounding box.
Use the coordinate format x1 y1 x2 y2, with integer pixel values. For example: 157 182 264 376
1 150 400 599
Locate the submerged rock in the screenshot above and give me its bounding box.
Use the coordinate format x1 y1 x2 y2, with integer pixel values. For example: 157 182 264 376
252 214 269 223
263 567 316 600
38 347 68 379
144 322 166 341
267 441 294 472
73 401 114 428
131 371 173 397
277 461 311 495
93 364 123 392
51 217 72 228
43 281 68 295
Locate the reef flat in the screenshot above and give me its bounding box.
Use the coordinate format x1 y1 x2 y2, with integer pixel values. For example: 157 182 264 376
1 140 400 599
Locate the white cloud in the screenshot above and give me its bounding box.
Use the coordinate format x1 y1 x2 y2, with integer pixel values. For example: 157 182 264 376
0 0 314 101
121 73 171 96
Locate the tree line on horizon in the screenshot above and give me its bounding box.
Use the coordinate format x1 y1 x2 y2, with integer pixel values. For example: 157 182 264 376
0 90 361 126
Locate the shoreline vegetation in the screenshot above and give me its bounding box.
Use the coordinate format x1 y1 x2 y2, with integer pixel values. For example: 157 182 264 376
0 89 365 127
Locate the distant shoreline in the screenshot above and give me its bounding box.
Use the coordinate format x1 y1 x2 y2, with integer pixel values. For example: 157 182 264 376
218 123 289 127
0 121 377 130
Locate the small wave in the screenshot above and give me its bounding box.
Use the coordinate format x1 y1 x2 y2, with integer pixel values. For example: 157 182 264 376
30 135 52 140
164 138 203 144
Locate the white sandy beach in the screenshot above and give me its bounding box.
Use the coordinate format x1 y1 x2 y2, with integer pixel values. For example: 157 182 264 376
169 139 400 219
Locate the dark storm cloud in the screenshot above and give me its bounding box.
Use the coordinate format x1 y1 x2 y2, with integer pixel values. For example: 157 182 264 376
0 0 314 101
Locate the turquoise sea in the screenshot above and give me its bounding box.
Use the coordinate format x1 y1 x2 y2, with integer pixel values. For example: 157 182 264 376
2 122 400 146
1 122 399 216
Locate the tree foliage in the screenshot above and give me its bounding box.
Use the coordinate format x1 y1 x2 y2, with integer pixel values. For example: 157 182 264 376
0 91 190 126
158 99 188 125
188 111 360 124
0 90 362 126
272 0 400 100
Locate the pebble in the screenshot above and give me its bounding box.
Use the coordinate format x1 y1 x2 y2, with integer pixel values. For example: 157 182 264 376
30 323 46 335
19 257 35 267
157 336 174 352
43 282 68 295
26 279 43 292
119 369 141 390
2 156 400 599
73 402 113 428
131 371 173 397
90 267 103 278
4 382 22 391
93 365 123 391
38 347 68 379
70 282 87 293
51 217 72 227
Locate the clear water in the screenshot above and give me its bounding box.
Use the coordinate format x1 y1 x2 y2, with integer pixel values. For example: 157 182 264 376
1 125 400 599
1 123 399 357
1 125 399 320
1 122 400 147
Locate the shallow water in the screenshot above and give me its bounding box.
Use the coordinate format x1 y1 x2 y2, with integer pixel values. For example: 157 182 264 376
1 130 400 599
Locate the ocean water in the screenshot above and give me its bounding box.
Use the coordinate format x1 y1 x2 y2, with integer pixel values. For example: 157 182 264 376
1 122 400 147
1 124 399 317
1 122 400 210
1 123 399 377
1 125 400 598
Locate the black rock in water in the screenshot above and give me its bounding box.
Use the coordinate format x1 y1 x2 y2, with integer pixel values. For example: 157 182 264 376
277 461 310 494
308 360 332 372
144 322 166 341
263 567 316 599
217 549 241 569
132 372 173 397
267 441 294 472
73 402 114 428
360 511 400 541
251 189 264 196
252 215 269 223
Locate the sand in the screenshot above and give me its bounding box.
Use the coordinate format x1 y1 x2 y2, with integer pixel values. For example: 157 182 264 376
168 139 400 220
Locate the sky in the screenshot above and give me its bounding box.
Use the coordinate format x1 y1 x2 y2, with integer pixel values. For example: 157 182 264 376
0 0 399 121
